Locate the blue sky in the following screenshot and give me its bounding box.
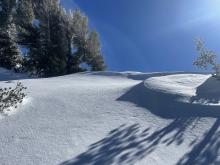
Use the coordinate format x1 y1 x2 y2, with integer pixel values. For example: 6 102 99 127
61 0 220 72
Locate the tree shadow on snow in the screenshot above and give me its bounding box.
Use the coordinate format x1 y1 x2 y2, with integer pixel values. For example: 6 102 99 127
61 119 220 165
118 81 220 119
178 77 220 164
61 73 220 165
60 119 201 165
177 118 220 165
116 75 220 164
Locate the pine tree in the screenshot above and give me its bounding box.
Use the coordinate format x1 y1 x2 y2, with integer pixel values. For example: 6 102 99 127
0 0 20 70
86 30 106 71
15 0 37 73
63 11 75 74
14 1 106 76
49 3 68 76
194 39 220 77
18 0 68 77
69 10 106 72
71 9 89 72
31 0 57 76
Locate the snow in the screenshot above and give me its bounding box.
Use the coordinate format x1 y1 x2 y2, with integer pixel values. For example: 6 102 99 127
0 68 220 165
0 68 28 81
145 74 210 96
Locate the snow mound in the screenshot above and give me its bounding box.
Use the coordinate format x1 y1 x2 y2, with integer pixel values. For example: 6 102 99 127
83 71 204 81
118 73 220 119
144 74 220 105
1 71 220 165
144 74 210 96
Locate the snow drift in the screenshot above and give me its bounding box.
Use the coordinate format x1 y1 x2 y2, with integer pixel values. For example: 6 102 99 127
0 68 220 165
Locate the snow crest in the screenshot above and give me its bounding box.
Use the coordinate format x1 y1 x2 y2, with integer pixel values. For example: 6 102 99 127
0 70 220 165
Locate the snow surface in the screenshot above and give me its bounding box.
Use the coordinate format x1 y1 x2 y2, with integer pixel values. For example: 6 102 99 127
145 74 210 96
0 68 220 165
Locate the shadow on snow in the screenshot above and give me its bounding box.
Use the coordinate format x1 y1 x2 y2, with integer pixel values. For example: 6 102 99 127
191 77 220 105
60 119 199 165
61 73 220 165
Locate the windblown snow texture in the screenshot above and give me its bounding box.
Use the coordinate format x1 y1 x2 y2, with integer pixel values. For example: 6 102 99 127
0 68 219 165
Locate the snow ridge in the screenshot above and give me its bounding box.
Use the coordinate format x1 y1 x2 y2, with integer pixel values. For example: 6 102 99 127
0 69 219 165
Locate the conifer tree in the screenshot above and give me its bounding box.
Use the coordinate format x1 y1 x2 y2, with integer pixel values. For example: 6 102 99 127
19 0 68 76
194 39 220 77
5 0 106 76
36 0 68 76
0 0 20 70
70 10 106 72
15 0 38 73
71 9 89 72
63 12 75 73
86 30 106 71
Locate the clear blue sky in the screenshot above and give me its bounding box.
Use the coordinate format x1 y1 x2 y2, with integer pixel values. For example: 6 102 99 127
61 0 220 72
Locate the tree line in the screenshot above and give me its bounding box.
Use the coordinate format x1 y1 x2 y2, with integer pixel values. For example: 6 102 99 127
0 0 106 77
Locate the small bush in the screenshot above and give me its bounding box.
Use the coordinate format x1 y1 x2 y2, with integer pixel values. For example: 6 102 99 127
0 82 27 112
193 39 220 77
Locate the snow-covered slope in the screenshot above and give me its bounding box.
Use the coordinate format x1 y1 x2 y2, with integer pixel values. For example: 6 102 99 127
0 69 219 165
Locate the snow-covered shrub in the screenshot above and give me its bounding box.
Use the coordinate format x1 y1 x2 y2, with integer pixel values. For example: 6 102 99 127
0 82 27 112
193 39 220 77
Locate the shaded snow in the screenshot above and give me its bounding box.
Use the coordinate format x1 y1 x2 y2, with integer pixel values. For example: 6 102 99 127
145 74 210 96
0 68 28 81
145 74 220 105
0 69 220 165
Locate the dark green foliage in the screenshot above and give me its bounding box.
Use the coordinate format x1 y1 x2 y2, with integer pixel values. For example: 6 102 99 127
0 0 16 24
1 0 106 76
63 9 88 73
29 0 68 77
86 31 106 71
0 82 27 112
0 23 20 69
0 0 21 70
66 10 106 73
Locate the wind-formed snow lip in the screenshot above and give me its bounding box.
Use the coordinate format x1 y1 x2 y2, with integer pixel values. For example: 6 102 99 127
144 73 215 105
144 74 210 96
79 71 210 81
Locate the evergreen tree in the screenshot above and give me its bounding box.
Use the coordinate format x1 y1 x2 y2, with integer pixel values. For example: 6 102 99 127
31 0 58 76
194 39 220 77
0 0 20 70
8 0 106 76
63 11 75 73
35 0 68 76
48 3 68 76
15 0 38 73
86 30 106 71
18 0 68 76
71 9 89 72
70 10 106 72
